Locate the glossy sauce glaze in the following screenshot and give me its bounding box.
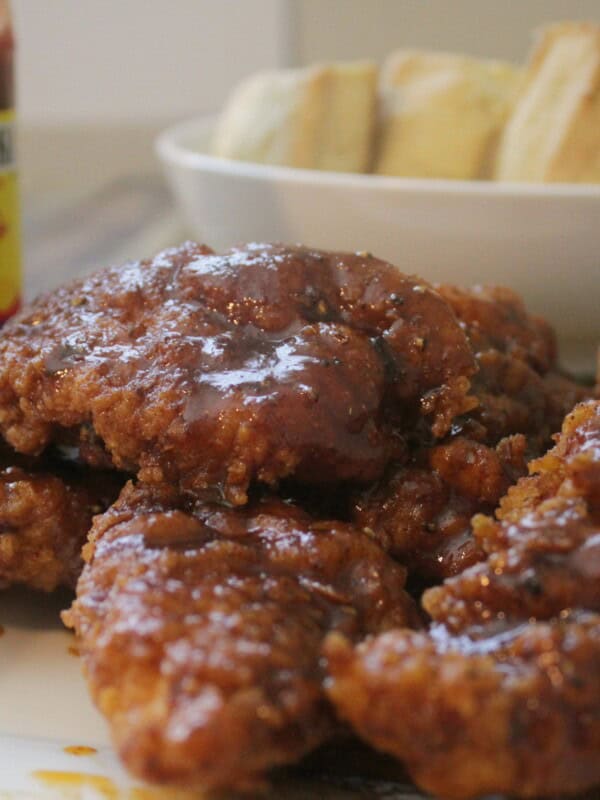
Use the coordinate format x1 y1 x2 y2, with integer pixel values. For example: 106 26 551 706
352 283 587 584
327 400 600 800
64 481 418 791
0 243 476 504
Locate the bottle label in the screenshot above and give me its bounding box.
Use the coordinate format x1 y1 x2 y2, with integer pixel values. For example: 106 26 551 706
0 108 21 320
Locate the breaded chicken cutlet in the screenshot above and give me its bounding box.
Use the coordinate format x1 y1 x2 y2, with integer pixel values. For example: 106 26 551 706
64 484 417 791
0 242 477 506
354 285 588 581
1 239 593 797
327 399 600 800
0 447 122 591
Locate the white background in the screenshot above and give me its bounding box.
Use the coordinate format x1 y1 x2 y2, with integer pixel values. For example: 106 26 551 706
12 0 600 196
12 0 290 124
12 0 600 126
10 0 600 366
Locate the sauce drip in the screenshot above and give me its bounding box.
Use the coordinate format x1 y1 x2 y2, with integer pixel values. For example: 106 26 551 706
33 769 204 799
33 770 118 799
64 745 98 757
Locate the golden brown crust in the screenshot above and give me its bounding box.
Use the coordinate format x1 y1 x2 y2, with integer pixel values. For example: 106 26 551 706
65 482 417 791
435 284 557 371
353 284 587 581
0 452 122 591
375 51 521 180
213 62 378 173
326 614 600 800
327 400 600 799
425 399 600 628
495 21 600 183
0 243 475 505
354 434 527 580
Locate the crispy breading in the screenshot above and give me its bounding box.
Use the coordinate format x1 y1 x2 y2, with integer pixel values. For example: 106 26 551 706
354 285 588 581
65 482 417 791
0 243 475 505
425 399 600 628
326 614 600 800
327 400 600 799
0 449 122 591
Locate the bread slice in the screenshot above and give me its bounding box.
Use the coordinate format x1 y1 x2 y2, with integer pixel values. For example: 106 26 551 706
495 22 600 183
212 62 377 173
374 51 521 179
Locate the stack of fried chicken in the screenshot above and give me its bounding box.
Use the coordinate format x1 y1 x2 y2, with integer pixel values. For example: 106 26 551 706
0 242 597 799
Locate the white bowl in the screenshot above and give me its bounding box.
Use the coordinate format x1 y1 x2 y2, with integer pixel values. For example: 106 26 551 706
156 115 600 350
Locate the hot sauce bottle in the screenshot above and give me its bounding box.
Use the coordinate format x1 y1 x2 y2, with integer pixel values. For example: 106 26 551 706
0 0 21 321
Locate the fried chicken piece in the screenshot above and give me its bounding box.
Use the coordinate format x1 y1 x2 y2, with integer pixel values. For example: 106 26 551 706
355 433 528 581
436 284 556 372
354 284 588 580
0 243 476 505
64 482 417 791
326 614 600 800
425 398 600 629
0 449 122 591
437 285 588 448
326 400 600 799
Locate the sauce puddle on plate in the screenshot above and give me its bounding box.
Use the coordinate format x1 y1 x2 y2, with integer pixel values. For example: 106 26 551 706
64 745 98 757
33 769 206 799
33 770 117 799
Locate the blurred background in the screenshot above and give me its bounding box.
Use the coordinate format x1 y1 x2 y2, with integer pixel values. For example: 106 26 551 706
15 0 600 193
11 0 600 299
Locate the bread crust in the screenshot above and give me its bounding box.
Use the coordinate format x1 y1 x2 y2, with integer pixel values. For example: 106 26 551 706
374 50 521 179
495 22 600 183
212 62 377 173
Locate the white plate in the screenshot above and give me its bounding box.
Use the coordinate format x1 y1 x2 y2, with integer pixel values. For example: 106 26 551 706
156 115 600 353
0 589 140 799
0 589 423 799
